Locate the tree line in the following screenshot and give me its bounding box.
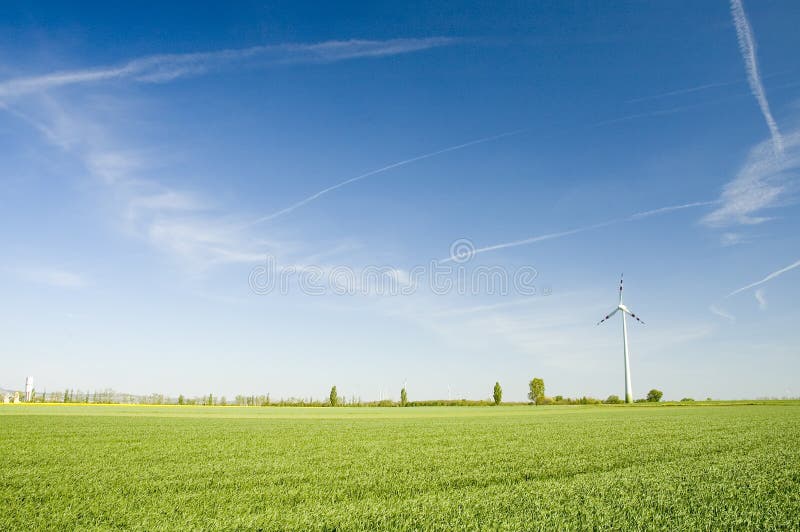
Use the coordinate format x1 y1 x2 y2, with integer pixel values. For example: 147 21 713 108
9 379 670 406
325 380 667 407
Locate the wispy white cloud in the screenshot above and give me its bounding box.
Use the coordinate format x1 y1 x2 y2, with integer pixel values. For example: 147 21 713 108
730 0 783 154
754 288 767 310
374 287 712 377
440 200 716 262
86 150 146 185
146 217 266 270
430 296 554 318
0 38 458 100
720 232 747 246
6 97 278 273
702 130 800 227
727 258 800 297
127 191 204 215
115 177 274 271
710 304 736 322
372 291 597 361
246 130 524 226
17 267 86 289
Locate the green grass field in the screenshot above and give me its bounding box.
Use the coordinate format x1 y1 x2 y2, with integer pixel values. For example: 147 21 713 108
2 403 799 530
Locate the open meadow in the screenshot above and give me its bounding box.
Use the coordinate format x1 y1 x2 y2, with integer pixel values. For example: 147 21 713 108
1 403 799 530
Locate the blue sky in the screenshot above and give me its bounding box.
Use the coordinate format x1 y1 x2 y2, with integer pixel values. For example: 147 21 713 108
1 1 799 401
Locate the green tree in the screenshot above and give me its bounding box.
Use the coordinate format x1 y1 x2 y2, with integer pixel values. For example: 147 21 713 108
493 382 502 405
646 389 663 402
604 394 623 404
329 386 338 407
400 388 408 407
528 378 545 403
178 394 185 405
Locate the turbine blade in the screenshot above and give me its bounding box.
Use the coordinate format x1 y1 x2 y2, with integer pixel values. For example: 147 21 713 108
625 308 646 325
596 308 619 325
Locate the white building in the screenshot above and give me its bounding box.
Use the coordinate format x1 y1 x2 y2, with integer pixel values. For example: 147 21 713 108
25 376 33 402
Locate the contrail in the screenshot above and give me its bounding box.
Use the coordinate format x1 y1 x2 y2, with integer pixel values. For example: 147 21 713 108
628 201 720 219
246 130 525 226
727 258 800 297
709 304 736 322
730 0 783 154
440 200 717 262
591 95 749 128
441 222 615 262
624 69 791 105
625 80 738 104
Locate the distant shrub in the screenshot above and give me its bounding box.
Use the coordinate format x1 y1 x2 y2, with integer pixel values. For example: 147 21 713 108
408 399 494 407
537 396 554 405
276 397 326 407
232 395 270 406
680 397 695 402
577 396 601 405
646 389 663 403
634 398 647 403
546 396 603 405
605 395 623 404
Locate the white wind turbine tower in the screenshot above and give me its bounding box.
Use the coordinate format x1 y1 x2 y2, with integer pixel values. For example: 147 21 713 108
596 275 645 404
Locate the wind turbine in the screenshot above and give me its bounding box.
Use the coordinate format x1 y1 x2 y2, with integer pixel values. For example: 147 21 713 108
596 275 645 403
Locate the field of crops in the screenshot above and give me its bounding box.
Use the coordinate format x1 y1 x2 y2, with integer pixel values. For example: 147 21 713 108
1 403 799 530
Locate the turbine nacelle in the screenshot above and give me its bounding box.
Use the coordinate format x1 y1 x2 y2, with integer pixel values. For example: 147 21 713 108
597 276 646 325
